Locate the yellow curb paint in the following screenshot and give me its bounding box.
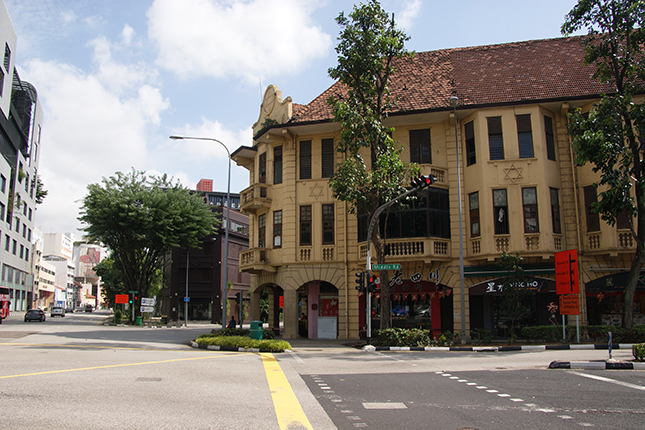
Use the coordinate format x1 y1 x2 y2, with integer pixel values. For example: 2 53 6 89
261 353 313 430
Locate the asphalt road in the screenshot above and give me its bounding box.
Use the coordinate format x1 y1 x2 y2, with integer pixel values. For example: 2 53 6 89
1 311 643 429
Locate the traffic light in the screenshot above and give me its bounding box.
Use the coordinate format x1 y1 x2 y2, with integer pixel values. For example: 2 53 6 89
367 274 380 292
410 174 437 190
133 294 138 303
235 292 242 305
355 272 365 293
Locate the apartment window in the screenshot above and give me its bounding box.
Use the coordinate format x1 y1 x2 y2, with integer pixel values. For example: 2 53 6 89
15 218 19 232
19 245 24 259
0 174 5 193
493 189 509 234
516 114 534 158
24 173 29 192
487 117 504 160
258 214 266 248
410 129 431 164
28 208 32 221
322 138 334 178
544 116 556 161
522 187 539 233
23 203 27 216
0 67 4 97
0 203 4 221
273 145 282 184
12 239 17 255
3 43 10 71
25 248 29 262
27 229 31 241
583 185 601 232
322 204 334 245
22 224 26 238
300 205 312 245
4 234 9 251
258 152 266 184
546 189 561 235
273 210 282 248
465 121 476 166
299 140 312 180
469 192 480 237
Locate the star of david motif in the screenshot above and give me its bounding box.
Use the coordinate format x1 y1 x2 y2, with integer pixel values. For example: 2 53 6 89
309 183 325 200
503 164 524 183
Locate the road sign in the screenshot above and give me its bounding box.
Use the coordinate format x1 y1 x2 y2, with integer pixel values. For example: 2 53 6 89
140 306 155 313
141 297 156 306
372 264 401 271
128 290 138 293
555 249 579 295
559 294 579 315
115 294 128 304
184 297 190 302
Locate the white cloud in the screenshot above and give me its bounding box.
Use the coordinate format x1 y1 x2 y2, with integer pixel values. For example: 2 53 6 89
21 39 170 234
121 24 135 46
397 0 422 32
147 0 332 83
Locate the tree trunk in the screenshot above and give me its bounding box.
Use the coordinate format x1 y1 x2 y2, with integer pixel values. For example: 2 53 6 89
623 242 645 329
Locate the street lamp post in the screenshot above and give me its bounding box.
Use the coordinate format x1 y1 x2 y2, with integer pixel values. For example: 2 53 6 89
169 135 232 329
450 96 466 344
185 249 189 327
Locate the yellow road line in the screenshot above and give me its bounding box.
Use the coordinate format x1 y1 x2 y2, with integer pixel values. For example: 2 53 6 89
0 342 180 351
261 353 313 430
0 353 246 379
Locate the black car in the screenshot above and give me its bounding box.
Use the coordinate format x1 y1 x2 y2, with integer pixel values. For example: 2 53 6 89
24 309 46 322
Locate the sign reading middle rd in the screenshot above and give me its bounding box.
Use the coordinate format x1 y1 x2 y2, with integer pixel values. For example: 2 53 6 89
372 264 401 271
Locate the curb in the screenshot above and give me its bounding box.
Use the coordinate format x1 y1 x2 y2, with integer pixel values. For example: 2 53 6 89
189 341 284 353
362 343 636 352
549 360 645 370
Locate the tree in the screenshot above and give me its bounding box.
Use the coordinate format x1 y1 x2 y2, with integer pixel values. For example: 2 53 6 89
79 170 219 317
562 0 645 328
327 0 414 329
94 258 125 305
34 175 48 204
497 252 534 341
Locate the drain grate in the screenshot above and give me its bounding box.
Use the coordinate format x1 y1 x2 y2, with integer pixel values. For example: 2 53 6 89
136 377 162 382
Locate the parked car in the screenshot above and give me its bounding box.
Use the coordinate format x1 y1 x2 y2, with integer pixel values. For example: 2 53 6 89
414 304 431 318
25 309 46 322
84 305 93 313
65 306 74 313
51 307 65 317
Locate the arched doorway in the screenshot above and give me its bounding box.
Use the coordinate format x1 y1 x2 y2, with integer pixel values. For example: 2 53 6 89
258 284 284 336
297 281 339 339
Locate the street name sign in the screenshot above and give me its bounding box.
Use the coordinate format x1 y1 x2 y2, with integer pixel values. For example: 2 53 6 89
372 264 401 271
140 306 155 313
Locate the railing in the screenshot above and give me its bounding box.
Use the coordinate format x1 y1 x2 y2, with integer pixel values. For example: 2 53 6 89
358 238 450 260
239 248 269 265
525 235 540 251
495 236 510 252
240 184 270 210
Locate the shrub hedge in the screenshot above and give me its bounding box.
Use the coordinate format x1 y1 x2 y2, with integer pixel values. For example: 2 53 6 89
195 334 291 352
210 327 276 340
520 325 645 343
633 343 645 361
371 328 457 347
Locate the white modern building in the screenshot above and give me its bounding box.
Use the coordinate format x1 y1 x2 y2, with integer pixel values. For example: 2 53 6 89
0 0 44 313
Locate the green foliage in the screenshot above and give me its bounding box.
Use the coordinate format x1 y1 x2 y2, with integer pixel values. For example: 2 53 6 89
79 170 218 315
94 258 126 305
496 252 535 336
211 327 276 340
633 343 645 361
34 175 48 205
470 328 493 344
562 0 645 329
371 328 455 347
195 335 289 352
114 308 122 324
259 288 269 323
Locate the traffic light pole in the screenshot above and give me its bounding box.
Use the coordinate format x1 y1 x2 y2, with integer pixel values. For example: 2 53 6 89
365 181 434 342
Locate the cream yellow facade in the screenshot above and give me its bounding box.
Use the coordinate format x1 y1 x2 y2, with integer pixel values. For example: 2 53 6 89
234 40 643 340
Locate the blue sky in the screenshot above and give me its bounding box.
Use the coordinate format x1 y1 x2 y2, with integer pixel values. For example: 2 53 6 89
4 0 582 234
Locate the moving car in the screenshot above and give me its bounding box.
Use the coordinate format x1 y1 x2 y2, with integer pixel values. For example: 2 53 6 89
51 306 65 317
25 309 46 322
84 304 93 313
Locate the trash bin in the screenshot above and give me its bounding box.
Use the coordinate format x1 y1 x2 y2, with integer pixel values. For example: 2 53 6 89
250 320 263 340
135 316 142 326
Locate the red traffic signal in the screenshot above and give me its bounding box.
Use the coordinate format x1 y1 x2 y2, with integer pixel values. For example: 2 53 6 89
410 174 437 190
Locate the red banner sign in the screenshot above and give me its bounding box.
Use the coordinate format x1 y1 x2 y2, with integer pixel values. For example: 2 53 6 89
115 294 129 304
555 249 579 295
559 294 579 315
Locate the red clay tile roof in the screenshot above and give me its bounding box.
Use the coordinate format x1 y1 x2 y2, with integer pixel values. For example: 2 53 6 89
289 36 612 124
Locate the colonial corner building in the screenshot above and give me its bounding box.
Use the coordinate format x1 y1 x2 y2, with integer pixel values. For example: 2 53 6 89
232 35 643 340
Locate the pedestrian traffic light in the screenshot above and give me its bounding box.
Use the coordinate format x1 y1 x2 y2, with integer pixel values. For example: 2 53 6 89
355 272 365 293
410 174 437 190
